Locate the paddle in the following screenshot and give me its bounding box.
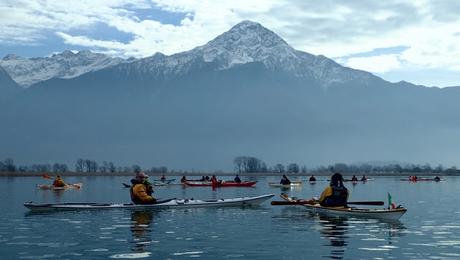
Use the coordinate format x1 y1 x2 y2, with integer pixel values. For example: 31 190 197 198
42 173 52 179
271 200 384 206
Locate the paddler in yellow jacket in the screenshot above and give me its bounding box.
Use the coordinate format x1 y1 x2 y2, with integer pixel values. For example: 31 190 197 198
130 172 156 204
52 175 66 187
318 173 349 207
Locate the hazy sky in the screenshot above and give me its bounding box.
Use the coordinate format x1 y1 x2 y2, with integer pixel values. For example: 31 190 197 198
1 0 460 87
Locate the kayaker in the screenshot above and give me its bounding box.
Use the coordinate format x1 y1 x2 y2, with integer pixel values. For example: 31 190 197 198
205 176 210 181
160 175 166 182
351 175 358 182
309 175 316 182
130 172 156 204
280 175 291 185
52 175 66 187
181 176 187 183
434 176 441 182
211 175 222 185
318 173 349 207
234 175 242 183
361 175 367 182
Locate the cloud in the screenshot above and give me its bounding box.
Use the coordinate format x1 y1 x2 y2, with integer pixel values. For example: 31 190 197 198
344 54 402 73
1 0 460 76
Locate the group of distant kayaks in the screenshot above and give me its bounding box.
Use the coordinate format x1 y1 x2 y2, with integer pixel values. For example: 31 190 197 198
27 174 445 220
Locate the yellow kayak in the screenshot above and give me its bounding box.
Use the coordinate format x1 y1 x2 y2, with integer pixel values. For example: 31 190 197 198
37 183 83 190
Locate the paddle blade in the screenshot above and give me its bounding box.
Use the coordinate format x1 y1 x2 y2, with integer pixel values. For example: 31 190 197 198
42 173 52 179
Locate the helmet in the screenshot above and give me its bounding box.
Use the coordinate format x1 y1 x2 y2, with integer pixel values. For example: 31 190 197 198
135 172 149 179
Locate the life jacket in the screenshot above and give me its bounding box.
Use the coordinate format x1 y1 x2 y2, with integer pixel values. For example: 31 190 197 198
130 181 155 204
322 186 348 207
53 179 65 187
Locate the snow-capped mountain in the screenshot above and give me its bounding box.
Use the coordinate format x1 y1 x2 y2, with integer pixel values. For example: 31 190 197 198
0 50 129 87
2 21 375 88
2 20 460 170
119 20 376 87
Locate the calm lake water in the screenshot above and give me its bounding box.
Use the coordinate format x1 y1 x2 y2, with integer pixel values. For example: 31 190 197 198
0 176 459 259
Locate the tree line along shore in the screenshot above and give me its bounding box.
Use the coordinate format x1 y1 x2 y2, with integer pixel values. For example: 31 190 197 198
1 156 459 177
0 171 458 177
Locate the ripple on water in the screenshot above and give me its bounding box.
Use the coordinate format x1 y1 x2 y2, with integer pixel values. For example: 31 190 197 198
436 240 460 246
359 247 391 251
88 248 109 252
225 254 245 258
173 251 204 256
109 252 152 259
440 253 460 257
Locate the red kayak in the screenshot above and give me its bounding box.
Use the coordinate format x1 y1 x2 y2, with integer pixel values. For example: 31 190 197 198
184 181 257 187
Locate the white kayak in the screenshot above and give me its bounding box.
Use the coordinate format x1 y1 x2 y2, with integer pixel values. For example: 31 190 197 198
268 181 302 188
281 194 406 220
24 194 274 212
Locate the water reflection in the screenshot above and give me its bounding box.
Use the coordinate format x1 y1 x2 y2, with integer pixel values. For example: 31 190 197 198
318 215 349 259
52 190 65 201
130 210 154 253
385 220 406 244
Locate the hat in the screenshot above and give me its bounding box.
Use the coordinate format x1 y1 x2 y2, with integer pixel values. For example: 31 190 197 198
136 172 149 179
331 173 344 181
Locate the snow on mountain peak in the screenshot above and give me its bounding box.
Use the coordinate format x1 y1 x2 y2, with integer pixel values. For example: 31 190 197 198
197 20 297 69
0 50 130 87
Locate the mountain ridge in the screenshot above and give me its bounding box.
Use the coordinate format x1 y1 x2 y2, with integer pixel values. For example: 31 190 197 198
0 50 130 87
1 20 460 170
3 20 386 90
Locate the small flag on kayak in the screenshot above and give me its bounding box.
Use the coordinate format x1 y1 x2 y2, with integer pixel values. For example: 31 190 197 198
387 192 396 209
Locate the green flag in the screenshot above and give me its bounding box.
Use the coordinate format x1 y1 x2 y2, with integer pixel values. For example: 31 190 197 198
388 193 392 209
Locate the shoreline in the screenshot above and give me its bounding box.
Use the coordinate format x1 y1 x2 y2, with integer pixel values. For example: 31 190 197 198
0 171 458 177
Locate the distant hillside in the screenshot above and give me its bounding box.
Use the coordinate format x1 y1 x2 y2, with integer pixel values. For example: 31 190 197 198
1 21 460 170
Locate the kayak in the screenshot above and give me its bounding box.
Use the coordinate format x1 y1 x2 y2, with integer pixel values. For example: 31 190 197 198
24 194 275 212
182 181 212 186
151 180 177 186
153 178 176 183
184 181 257 187
400 178 441 182
37 183 82 190
279 194 407 220
268 181 302 188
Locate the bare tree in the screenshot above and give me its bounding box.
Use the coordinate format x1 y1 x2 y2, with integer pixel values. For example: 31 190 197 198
75 159 84 173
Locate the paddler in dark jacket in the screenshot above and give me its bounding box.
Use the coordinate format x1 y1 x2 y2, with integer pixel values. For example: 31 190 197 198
280 175 291 185
318 173 348 207
130 172 156 204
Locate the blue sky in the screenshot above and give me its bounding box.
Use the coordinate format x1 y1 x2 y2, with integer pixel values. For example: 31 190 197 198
1 0 460 87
